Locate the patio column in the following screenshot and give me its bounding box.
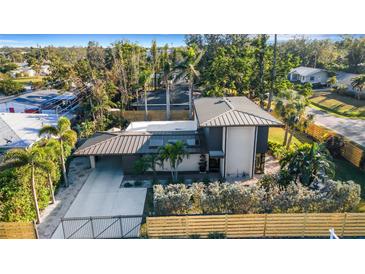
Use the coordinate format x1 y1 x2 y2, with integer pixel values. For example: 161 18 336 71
90 156 96 169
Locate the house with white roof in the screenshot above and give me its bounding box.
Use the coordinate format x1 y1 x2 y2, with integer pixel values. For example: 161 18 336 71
289 66 329 85
0 112 58 151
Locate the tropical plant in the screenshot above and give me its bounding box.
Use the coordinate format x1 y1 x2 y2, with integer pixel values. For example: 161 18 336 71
134 154 161 179
267 34 277 111
175 46 204 119
0 147 49 223
158 141 189 182
39 117 77 187
327 76 337 87
279 143 335 187
351 74 365 100
138 68 153 120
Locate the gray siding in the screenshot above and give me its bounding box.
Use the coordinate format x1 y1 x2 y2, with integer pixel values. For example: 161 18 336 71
256 126 268 153
204 127 223 151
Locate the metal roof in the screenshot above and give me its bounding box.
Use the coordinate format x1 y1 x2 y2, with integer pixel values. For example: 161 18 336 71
74 131 205 156
289 66 327 77
193 97 283 127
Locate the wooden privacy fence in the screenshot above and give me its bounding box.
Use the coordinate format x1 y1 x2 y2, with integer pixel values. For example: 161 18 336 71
146 213 365 238
306 123 364 168
0 221 38 239
109 109 190 121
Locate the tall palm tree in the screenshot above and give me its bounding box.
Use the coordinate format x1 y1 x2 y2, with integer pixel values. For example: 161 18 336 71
158 141 189 182
39 117 77 187
175 47 204 119
161 44 172 120
267 34 277 111
0 147 47 223
151 40 159 91
139 68 153 120
351 74 365 100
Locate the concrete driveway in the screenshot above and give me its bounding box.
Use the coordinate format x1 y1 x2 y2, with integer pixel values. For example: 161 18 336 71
52 157 147 238
307 107 365 147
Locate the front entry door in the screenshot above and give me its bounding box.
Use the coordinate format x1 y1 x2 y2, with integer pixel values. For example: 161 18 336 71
209 157 220 172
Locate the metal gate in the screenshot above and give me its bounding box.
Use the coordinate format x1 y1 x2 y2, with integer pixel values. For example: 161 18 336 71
60 215 144 239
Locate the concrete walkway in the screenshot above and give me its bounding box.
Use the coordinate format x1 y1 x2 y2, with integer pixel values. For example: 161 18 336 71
307 107 365 147
51 157 147 239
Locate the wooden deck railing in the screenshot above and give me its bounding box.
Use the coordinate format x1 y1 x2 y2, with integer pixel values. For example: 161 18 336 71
0 221 38 239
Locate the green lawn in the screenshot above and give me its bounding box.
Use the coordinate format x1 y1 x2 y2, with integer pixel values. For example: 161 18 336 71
310 91 365 119
268 127 312 147
13 76 43 84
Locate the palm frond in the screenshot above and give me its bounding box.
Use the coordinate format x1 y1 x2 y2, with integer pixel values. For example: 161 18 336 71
39 125 59 137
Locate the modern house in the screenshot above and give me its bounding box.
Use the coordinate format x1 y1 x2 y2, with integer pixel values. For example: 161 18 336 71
0 112 58 152
289 66 329 85
73 96 283 180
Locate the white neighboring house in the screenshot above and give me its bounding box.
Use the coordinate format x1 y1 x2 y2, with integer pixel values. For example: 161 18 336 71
289 66 329 85
10 66 36 78
0 112 58 151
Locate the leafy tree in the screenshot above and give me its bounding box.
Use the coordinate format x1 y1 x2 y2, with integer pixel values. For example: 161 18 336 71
158 141 189 182
267 34 277 111
0 147 49 223
151 40 159 90
327 76 337 87
351 74 365 100
39 117 77 187
134 154 161 180
279 143 335 187
0 78 25 95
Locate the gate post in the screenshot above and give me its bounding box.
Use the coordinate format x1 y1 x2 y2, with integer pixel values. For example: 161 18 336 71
119 217 124 238
90 217 95 238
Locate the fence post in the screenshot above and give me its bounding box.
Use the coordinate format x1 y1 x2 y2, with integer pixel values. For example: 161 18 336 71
341 213 348 237
61 218 66 239
263 214 267 238
302 213 308 238
119 217 124 238
32 220 39 239
90 217 95 239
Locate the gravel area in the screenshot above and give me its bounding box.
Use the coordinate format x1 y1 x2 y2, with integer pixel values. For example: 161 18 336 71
37 157 92 239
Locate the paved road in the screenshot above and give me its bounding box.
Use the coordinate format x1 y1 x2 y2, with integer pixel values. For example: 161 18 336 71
307 107 365 147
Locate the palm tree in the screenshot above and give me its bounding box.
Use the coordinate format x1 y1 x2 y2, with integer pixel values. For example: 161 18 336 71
151 40 159 91
39 117 77 187
275 90 308 149
0 147 47 223
175 47 204 119
280 143 335 187
161 44 172 120
267 34 277 111
139 68 153 120
158 141 189 182
351 74 365 100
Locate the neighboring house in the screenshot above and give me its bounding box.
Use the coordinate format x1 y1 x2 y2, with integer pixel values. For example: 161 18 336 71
0 89 76 114
10 66 36 78
335 71 359 92
289 66 329 85
74 96 283 180
0 112 58 151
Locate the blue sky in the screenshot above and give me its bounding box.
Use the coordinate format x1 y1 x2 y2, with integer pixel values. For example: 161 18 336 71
0 34 364 48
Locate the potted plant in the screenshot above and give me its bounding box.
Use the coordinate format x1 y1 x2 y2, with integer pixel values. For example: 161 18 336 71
199 154 207 173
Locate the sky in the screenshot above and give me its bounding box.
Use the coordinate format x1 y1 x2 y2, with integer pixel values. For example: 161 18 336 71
0 34 364 48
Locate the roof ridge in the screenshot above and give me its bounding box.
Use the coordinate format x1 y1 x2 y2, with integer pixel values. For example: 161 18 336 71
232 109 280 124
201 109 236 126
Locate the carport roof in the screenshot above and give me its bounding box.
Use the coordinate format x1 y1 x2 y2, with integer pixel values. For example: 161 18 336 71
193 97 283 127
74 130 205 156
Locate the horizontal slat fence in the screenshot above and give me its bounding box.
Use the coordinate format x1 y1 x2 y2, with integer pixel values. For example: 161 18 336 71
0 221 38 239
306 123 364 168
109 109 190 121
147 213 365 238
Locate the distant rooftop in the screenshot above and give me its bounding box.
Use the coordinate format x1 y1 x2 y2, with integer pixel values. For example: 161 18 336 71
290 66 327 76
126 120 197 132
194 97 283 127
0 112 58 148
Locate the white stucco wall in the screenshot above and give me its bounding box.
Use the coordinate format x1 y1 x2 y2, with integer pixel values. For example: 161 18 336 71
224 126 256 178
155 154 201 172
302 71 329 84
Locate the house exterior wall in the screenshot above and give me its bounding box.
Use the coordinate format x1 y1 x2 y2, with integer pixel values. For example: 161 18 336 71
224 126 256 178
289 71 329 85
155 154 201 172
0 102 37 113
